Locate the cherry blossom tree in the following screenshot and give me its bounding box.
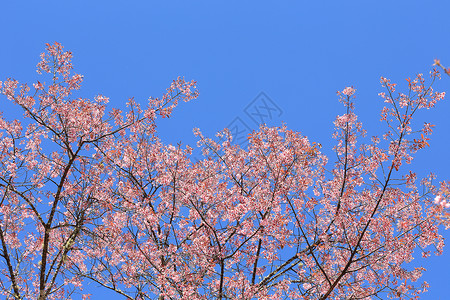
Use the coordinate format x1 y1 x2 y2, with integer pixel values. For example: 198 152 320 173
0 43 447 299
0 43 198 300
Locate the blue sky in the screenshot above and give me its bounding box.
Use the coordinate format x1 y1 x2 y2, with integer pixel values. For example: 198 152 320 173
1 1 450 299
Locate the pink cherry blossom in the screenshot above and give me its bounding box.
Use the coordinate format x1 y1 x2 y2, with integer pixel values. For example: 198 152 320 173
0 43 447 300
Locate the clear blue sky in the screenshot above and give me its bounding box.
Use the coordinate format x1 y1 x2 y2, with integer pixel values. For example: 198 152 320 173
1 1 450 299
